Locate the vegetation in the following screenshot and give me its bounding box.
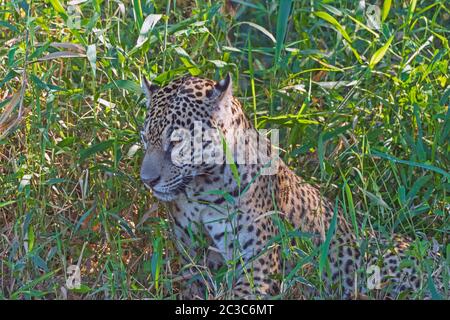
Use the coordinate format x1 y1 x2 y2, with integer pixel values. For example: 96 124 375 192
0 0 448 299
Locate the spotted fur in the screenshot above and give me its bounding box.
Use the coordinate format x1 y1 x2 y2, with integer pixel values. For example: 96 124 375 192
139 74 442 299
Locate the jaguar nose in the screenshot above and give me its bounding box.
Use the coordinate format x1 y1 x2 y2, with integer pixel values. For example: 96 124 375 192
141 175 161 188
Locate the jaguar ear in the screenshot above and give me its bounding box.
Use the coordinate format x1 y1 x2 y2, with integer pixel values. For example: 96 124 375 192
141 76 159 102
210 73 232 101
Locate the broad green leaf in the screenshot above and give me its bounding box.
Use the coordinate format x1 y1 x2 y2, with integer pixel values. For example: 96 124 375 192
258 114 319 128
234 21 276 43
101 80 142 94
369 35 394 68
18 174 32 192
382 0 392 22
174 47 201 76
0 21 19 33
44 178 67 185
209 60 228 68
406 175 432 201
132 0 144 29
202 189 235 205
319 200 339 276
92 0 101 13
344 182 358 238
0 70 17 88
314 11 352 44
314 11 362 63
49 0 68 19
71 284 91 294
74 205 96 233
371 150 450 179
136 14 162 48
0 200 16 209
30 75 66 92
321 4 343 16
32 254 49 272
28 225 35 252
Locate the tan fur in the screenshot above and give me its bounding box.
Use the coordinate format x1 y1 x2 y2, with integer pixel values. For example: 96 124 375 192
140 75 434 299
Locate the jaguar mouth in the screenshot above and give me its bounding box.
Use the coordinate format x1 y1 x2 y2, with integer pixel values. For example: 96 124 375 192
143 176 192 202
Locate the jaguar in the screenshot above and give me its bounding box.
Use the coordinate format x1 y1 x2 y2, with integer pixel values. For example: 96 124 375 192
139 73 442 299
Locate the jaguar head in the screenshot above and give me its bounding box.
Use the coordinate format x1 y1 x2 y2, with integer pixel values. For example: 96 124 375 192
139 74 233 201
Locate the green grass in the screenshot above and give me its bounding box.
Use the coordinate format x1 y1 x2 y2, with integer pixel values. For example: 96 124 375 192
0 0 449 299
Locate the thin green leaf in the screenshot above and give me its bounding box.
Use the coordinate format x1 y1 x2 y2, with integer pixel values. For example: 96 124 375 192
314 11 352 44
86 44 96 78
0 200 16 209
314 11 362 63
371 150 450 180
319 200 339 276
274 0 293 66
132 0 144 30
79 140 114 162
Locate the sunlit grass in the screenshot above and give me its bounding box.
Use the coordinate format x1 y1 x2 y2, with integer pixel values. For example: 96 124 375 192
0 0 448 299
